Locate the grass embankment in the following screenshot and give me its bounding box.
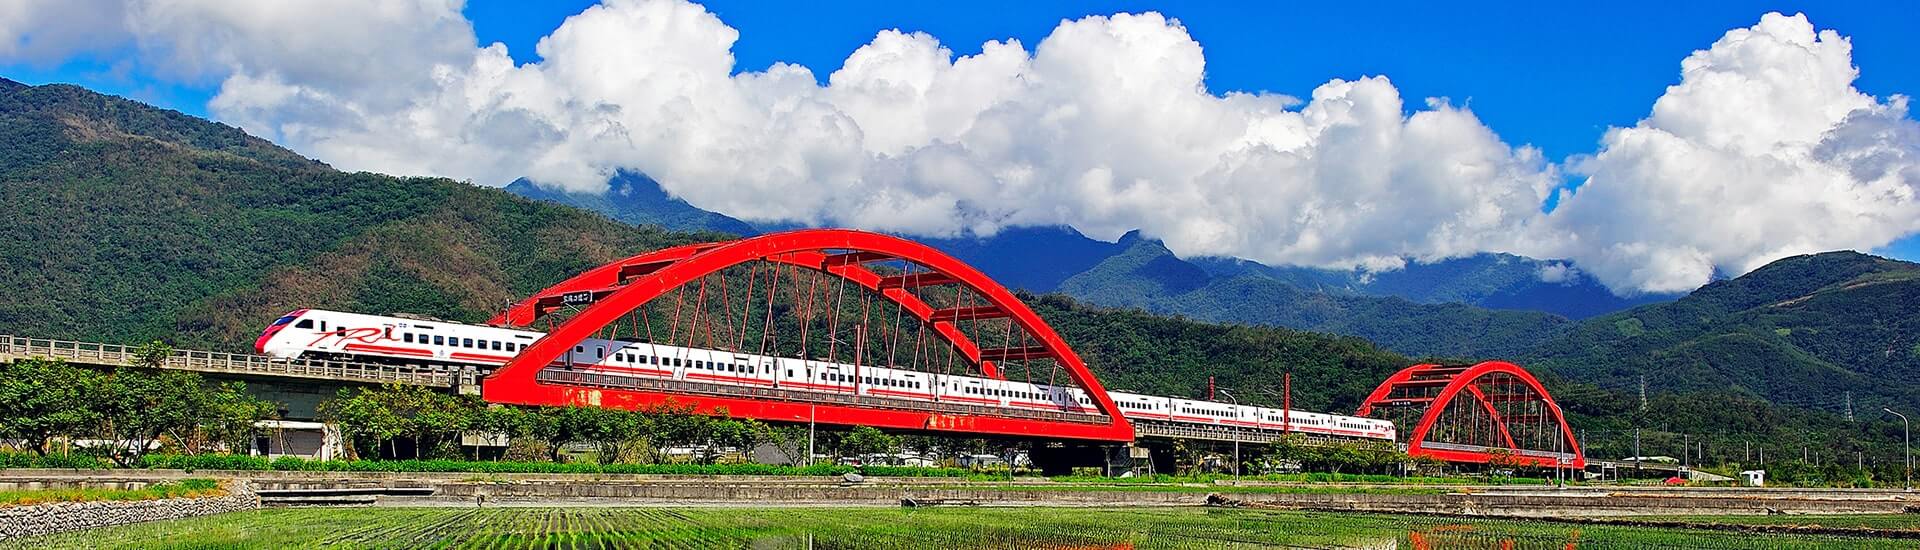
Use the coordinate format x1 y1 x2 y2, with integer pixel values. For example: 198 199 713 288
3 507 1901 549
0 479 220 506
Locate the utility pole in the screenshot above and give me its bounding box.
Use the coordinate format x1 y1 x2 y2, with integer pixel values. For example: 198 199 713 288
1745 440 1750 463
1638 375 1648 412
1633 428 1641 471
1282 372 1291 434
1219 389 1241 485
1886 408 1911 491
1683 433 1689 469
1847 391 1855 422
807 405 816 466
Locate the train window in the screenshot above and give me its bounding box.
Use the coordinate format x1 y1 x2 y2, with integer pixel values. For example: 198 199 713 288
433 336 445 346
595 348 603 359
461 338 472 348
492 341 503 351
403 333 414 343
319 321 328 332
296 320 314 329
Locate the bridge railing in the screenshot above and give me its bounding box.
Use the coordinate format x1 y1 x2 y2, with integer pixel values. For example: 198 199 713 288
1422 441 1578 463
0 335 453 387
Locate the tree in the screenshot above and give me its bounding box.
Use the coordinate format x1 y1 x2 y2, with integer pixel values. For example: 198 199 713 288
196 382 277 455
636 401 708 462
837 426 897 459
131 340 173 369
0 358 101 455
523 406 600 463
709 419 774 463
319 384 477 459
580 407 642 465
96 368 206 465
767 425 813 465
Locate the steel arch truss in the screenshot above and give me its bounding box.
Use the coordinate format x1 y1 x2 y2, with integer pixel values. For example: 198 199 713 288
1356 362 1584 469
483 229 1135 442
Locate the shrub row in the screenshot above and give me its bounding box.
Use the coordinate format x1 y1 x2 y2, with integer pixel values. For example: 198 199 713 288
0 451 980 476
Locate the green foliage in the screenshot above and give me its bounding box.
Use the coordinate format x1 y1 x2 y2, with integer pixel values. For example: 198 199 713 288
835 426 897 458
319 384 480 460
123 453 969 477
91 368 272 466
0 358 102 455
0 478 221 506
1027 294 1408 413
130 340 173 368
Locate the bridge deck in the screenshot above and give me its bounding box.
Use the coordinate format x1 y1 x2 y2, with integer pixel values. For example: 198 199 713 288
538 369 1112 425
0 335 455 387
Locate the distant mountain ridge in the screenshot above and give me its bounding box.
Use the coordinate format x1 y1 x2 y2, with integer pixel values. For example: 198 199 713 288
523 170 1674 322
505 172 757 236
1526 251 1920 412
1057 232 1576 358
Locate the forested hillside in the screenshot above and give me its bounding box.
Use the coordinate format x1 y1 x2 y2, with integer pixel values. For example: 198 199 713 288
1528 251 1920 415
0 78 705 348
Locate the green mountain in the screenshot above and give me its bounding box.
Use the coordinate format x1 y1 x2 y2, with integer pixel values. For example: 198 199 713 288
1058 232 1576 359
0 78 704 348
504 172 756 236
1528 251 1920 412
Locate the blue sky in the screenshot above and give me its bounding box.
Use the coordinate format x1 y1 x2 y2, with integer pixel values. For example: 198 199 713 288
3 1 1917 272
463 0 1920 262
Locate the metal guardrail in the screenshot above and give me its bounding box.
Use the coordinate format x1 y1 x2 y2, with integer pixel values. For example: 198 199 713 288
0 335 454 387
539 369 1113 425
1132 420 1373 445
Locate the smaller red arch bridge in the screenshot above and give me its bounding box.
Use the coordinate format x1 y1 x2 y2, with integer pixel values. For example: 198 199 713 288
481 229 1135 442
1356 362 1584 469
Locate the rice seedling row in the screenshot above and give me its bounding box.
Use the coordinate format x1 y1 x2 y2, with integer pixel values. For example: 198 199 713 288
7 506 1912 549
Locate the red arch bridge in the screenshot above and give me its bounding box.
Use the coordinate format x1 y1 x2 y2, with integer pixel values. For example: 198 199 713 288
440 229 1580 469
0 228 1584 470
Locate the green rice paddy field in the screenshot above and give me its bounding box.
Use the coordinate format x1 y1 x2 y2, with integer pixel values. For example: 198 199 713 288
4 507 1910 549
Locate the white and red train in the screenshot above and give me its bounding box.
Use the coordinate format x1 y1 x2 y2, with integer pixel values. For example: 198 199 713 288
256 309 1395 441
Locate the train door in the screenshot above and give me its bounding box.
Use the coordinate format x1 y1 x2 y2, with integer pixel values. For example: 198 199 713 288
732 356 754 384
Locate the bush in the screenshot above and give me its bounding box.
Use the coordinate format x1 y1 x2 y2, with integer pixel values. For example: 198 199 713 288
0 451 110 469
109 453 973 477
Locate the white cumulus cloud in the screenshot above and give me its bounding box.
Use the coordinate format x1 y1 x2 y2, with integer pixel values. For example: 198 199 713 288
1538 13 1920 293
3 3 1916 296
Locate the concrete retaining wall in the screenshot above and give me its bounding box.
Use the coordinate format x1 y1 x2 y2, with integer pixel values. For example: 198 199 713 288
1231 491 1916 517
0 481 258 540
